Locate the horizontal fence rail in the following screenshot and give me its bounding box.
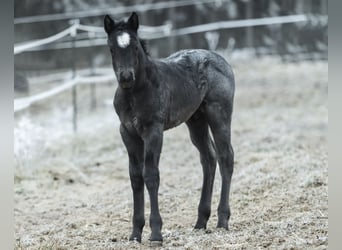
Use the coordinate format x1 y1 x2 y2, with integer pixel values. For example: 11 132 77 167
14 14 327 53
14 26 75 54
166 14 327 37
14 0 220 24
14 22 171 54
14 71 115 112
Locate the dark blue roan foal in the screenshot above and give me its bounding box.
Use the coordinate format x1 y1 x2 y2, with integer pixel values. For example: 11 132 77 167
104 12 235 245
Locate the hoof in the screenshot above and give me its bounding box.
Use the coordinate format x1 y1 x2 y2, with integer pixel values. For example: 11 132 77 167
149 231 163 246
194 220 207 230
149 240 163 247
216 223 229 230
129 235 141 243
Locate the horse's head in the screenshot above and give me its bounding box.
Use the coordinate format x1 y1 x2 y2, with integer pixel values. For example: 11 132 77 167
104 12 144 89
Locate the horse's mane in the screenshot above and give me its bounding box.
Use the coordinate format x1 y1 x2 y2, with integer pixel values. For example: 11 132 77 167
139 39 149 56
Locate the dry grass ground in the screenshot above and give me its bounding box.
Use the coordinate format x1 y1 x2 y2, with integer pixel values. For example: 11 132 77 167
14 57 328 249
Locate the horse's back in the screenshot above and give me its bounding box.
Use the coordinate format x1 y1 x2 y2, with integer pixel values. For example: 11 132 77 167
163 49 235 104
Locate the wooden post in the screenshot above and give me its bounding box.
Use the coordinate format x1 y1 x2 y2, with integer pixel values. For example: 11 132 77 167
245 0 254 49
88 32 96 111
321 0 327 15
321 0 328 48
90 68 97 111
70 19 79 133
168 3 176 54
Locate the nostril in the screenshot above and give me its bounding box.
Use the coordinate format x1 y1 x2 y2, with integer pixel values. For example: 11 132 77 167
119 72 125 81
129 72 134 80
120 71 133 82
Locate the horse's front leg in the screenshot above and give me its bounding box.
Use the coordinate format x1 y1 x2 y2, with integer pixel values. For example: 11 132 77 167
120 125 145 242
142 124 163 244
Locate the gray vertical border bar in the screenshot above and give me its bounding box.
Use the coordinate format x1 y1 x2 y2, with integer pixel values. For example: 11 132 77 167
329 0 341 249
0 0 14 249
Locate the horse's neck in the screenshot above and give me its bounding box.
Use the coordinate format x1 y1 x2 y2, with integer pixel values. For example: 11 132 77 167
137 57 158 87
122 60 160 108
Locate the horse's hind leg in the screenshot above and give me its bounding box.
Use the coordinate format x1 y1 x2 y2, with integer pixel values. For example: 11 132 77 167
186 110 217 229
206 102 234 229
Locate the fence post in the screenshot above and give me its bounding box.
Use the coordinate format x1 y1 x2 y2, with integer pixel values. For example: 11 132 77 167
168 3 176 55
245 0 254 49
88 31 97 111
70 19 79 133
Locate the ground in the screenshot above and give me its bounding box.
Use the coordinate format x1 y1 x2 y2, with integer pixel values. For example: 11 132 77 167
14 57 328 249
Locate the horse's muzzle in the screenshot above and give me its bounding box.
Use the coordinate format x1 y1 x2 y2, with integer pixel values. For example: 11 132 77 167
120 81 134 89
118 70 135 89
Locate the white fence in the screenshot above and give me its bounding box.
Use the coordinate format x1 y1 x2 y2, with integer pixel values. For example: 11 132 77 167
14 0 219 24
14 13 327 131
15 14 328 53
14 22 172 54
14 72 115 112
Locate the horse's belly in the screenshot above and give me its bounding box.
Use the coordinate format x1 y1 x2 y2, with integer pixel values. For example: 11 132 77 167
164 90 203 130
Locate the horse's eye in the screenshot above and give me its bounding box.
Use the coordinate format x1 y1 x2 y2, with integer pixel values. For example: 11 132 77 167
110 48 114 53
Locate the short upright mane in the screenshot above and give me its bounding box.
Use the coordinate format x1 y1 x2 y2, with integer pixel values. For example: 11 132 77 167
114 20 149 56
139 39 149 56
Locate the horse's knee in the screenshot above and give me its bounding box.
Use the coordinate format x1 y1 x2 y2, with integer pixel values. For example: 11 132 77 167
218 156 233 176
143 167 160 190
129 164 144 188
130 175 144 190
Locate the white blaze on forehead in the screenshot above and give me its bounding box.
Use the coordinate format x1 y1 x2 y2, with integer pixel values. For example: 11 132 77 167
117 32 130 48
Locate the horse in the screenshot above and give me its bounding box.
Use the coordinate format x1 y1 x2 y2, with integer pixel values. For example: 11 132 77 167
104 12 235 245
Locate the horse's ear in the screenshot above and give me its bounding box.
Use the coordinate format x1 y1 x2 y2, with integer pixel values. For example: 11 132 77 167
104 15 115 34
127 12 139 32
